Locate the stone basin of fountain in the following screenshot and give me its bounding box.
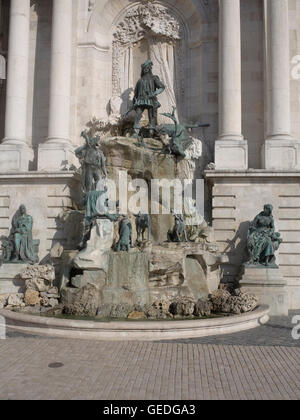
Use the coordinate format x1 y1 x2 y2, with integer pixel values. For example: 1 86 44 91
0 305 270 341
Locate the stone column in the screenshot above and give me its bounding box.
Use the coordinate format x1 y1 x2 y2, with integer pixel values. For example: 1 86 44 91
263 0 300 169
215 0 248 170
38 0 74 170
0 0 33 172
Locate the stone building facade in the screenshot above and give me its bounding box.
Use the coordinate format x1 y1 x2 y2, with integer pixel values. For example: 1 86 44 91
0 0 300 309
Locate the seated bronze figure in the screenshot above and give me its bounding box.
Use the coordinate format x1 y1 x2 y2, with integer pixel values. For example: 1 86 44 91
246 204 282 268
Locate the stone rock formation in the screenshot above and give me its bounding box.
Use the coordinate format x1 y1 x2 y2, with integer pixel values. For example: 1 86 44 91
169 297 195 318
63 283 102 317
0 265 61 312
145 300 172 320
21 265 55 290
24 290 40 306
210 288 258 314
193 299 212 317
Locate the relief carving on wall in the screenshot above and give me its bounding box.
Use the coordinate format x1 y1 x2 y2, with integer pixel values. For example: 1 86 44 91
113 2 181 45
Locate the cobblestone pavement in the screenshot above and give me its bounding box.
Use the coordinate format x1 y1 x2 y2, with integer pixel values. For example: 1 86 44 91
0 313 299 400
164 311 300 347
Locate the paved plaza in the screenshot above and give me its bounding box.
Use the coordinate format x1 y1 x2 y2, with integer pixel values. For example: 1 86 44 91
0 312 299 400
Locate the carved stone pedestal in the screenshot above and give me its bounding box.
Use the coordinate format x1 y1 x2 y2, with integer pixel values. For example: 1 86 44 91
0 143 33 172
240 266 288 316
38 142 76 171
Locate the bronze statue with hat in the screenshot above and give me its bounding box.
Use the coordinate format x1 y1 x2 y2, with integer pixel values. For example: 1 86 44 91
131 59 165 138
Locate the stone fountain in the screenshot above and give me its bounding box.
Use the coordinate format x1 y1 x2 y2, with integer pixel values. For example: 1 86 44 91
0 60 260 324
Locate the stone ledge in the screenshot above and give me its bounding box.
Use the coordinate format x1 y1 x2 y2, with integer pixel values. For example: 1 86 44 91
0 171 77 180
0 305 270 341
205 169 300 179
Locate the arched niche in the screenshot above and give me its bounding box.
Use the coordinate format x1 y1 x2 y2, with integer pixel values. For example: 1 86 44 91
80 0 216 128
111 1 189 123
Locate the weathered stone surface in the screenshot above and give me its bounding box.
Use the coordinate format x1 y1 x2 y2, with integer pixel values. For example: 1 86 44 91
128 311 147 320
7 294 24 307
50 242 64 260
169 298 195 318
71 275 86 289
49 298 59 308
21 265 55 293
210 290 232 313
0 295 8 308
40 296 59 308
101 137 176 244
102 252 150 307
21 265 55 283
210 289 258 314
74 219 114 271
25 278 49 293
69 271 106 291
149 243 224 302
145 300 171 319
45 293 60 299
24 290 40 306
63 283 102 317
48 287 59 295
43 304 64 316
40 296 50 307
96 304 113 319
110 304 132 319
194 299 212 317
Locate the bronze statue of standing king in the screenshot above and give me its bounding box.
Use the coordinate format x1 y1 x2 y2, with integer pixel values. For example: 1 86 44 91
132 59 165 138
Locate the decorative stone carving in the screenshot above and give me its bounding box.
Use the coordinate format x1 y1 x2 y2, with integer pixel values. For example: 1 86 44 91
113 3 181 46
111 2 185 124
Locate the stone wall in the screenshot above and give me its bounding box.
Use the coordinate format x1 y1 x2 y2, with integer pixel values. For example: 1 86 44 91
0 0 299 165
4 0 298 167
0 173 81 262
206 171 300 310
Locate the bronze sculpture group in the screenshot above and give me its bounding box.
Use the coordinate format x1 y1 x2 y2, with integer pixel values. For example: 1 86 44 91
0 61 284 275
123 60 209 155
